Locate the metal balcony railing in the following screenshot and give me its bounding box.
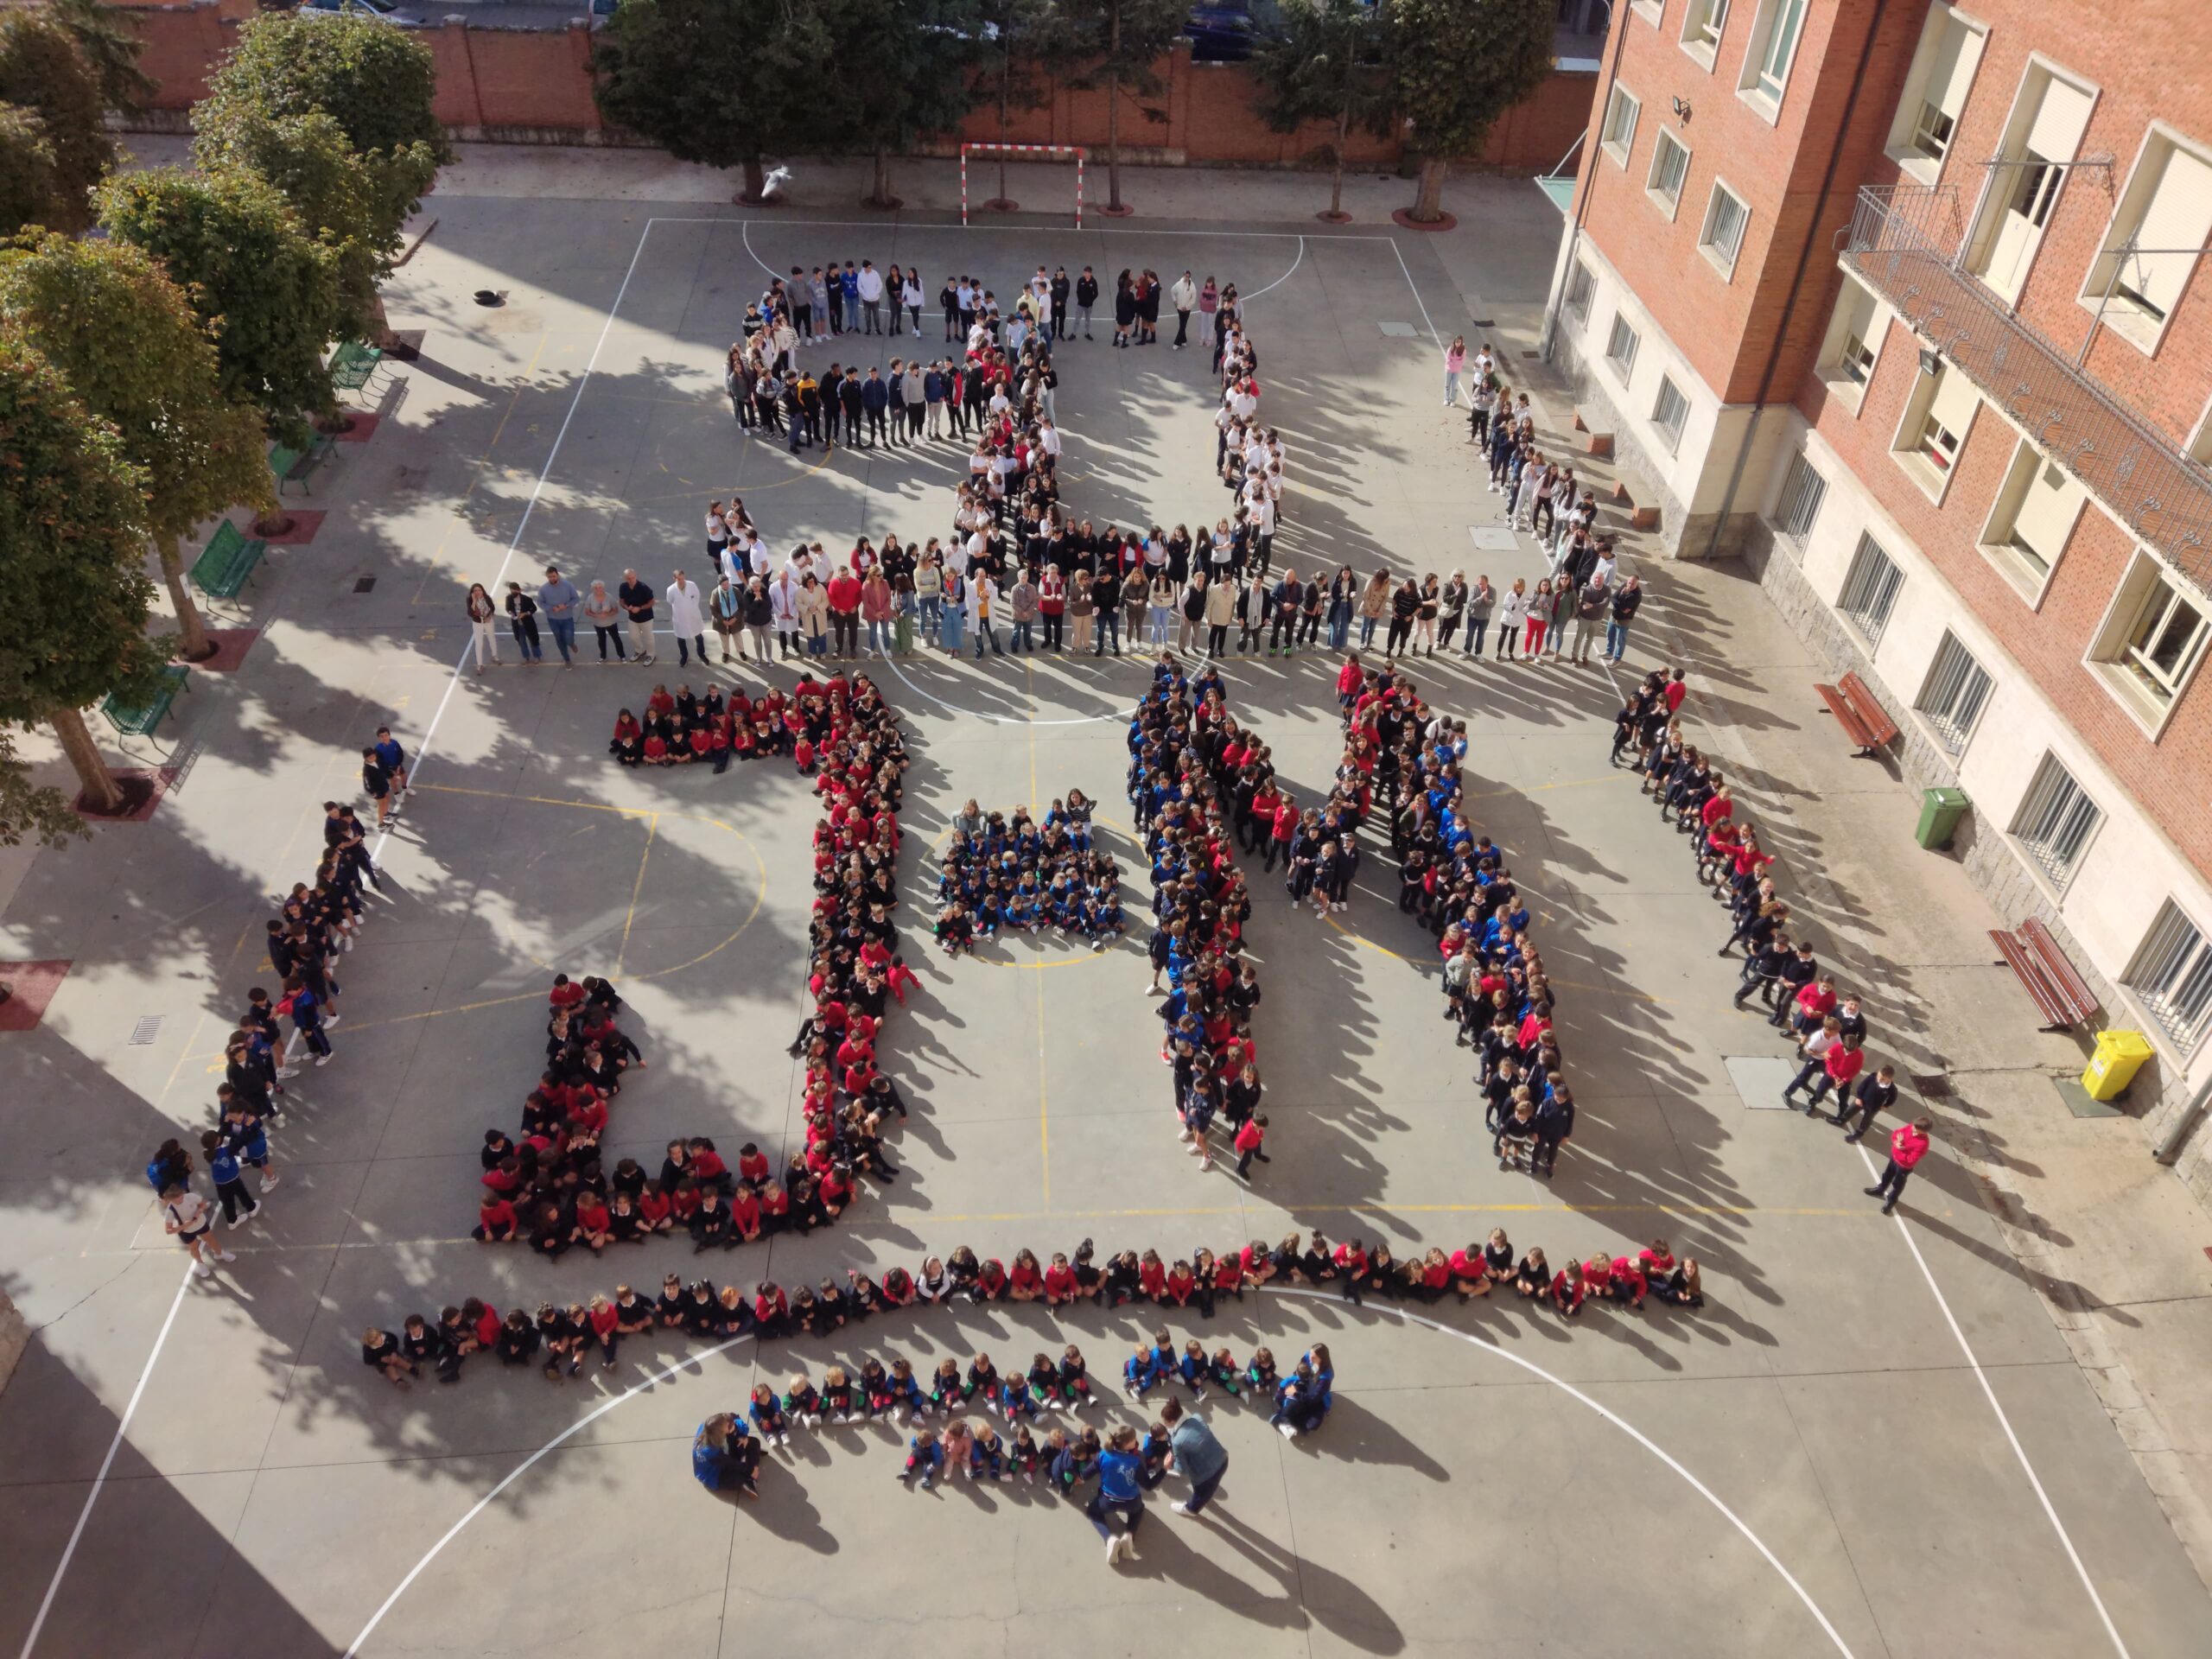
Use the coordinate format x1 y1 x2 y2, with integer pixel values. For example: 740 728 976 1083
1840 183 2212 593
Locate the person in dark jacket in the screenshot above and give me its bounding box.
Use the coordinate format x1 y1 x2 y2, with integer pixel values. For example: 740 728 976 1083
861 370 890 448
1607 575 1643 662
1075 267 1099 339
837 370 866 446
1532 1089 1575 1177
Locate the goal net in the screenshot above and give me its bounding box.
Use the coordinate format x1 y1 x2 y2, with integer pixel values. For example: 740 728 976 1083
959 144 1088 228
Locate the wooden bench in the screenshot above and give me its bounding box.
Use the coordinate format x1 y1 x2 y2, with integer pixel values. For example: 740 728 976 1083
1991 916 2100 1030
328 339 384 394
1814 671 1899 755
190 522 267 601
270 434 336 496
1571 404 1615 459
1605 475 1660 532
100 663 191 739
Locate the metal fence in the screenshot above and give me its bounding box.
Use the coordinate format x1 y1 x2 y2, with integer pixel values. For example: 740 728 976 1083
1841 184 2212 594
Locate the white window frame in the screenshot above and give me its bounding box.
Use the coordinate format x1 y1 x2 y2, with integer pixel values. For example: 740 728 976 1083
2008 752 2103 895
1962 58 2099 305
1605 312 1643 380
2124 899 2212 1055
1679 0 1731 69
1976 434 2084 605
1632 0 1666 25
1647 128 1693 219
1815 270 1886 411
2078 123 2212 356
1699 180 1751 278
1913 630 1994 757
1738 0 1808 120
2085 548 2212 734
1889 358 1979 503
1651 376 1690 453
1601 85 1642 168
1885 5 1987 185
1836 532 1904 647
1771 450 1827 546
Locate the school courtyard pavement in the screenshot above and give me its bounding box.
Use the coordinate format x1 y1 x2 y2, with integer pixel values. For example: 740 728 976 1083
0 149 2208 1657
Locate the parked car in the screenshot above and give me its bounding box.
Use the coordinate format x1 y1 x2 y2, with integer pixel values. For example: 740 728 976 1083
1185 3 1260 61
297 0 427 25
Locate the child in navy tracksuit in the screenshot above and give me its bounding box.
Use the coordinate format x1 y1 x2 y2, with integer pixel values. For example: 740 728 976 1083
899 1428 945 1487
1123 1339 1167 1401
199 1129 261 1227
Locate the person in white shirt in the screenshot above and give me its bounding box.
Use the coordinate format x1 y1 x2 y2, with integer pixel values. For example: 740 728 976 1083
666 570 707 667
1039 419 1062 462
747 534 772 579
162 1184 233 1276
1170 270 1198 349
856 260 885 333
900 272 924 337
769 568 802 658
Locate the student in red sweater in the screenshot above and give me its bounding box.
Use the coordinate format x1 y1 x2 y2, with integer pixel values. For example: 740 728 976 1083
1263 794 1299 873
1866 1116 1932 1214
1233 1112 1268 1179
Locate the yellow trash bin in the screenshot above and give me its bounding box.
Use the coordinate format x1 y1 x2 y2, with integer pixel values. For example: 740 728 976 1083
2081 1029 2156 1101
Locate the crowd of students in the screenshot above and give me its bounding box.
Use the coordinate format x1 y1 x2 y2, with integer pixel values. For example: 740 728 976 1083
1128 661 1274 1179
1615 670 1935 1214
146 778 397 1278
607 677 847 773
932 791 1125 955
476 675 916 1265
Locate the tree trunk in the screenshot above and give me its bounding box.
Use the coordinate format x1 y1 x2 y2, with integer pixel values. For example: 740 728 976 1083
997 44 1011 201
52 708 120 816
366 288 397 352
870 145 895 207
1330 105 1350 218
741 154 766 202
1412 155 1448 222
1106 67 1123 211
158 533 215 663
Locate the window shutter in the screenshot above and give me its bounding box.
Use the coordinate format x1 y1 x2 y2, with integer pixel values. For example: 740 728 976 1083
2125 146 2212 318
2025 77 2094 163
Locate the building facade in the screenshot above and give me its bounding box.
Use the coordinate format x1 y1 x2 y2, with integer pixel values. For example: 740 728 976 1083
1543 0 2212 1192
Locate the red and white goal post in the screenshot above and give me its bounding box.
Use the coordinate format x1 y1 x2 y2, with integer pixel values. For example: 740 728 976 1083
959 144 1088 228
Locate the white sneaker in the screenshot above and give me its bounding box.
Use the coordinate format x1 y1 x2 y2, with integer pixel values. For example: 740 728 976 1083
194 1260 213 1278
1278 1422 1299 1440
1172 1501 1192 1515
260 1173 280 1193
1104 1535 1121 1564
341 936 353 952
1121 1540 1140 1561
315 1053 333 1067
806 1414 821 1428
322 1014 340 1027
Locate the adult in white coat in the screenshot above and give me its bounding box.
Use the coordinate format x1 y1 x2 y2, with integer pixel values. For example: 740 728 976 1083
666 569 707 668
770 569 802 660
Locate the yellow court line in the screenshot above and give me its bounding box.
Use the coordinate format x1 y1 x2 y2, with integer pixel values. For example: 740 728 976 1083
613 812 660 975
410 329 550 605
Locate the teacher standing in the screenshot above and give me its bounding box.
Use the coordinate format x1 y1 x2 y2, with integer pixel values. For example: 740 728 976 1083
1160 1396 1228 1517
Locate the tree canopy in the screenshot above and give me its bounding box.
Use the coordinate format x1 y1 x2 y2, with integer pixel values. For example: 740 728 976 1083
1389 0 1554 219
200 10 450 167
0 10 114 234
46 0 158 119
99 167 344 448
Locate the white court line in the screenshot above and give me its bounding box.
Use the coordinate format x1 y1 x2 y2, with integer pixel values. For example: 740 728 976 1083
16 219 664 1659
17 1263 193 1659
1237 235 1305 303
1388 238 1444 350
678 213 1356 238
344 1297 1854 1656
1853 1143 2131 1657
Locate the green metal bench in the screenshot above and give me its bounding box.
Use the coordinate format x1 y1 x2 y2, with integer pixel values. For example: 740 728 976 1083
329 339 384 393
100 663 191 738
270 433 336 496
191 521 267 601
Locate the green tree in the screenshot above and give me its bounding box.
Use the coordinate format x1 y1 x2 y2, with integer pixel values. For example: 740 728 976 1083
99 167 344 448
975 0 1056 208
593 0 831 203
0 327 162 820
828 0 983 209
1254 0 1394 221
1052 0 1185 213
47 0 158 119
0 234 275 664
1389 0 1554 223
195 10 446 346
0 10 114 234
0 105 63 239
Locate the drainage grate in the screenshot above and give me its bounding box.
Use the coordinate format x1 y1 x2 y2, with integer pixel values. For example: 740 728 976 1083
1376 321 1417 338
1520 349 1541 359
1469 316 1496 327
354 576 377 594
1911 1073 1952 1098
129 1016 163 1046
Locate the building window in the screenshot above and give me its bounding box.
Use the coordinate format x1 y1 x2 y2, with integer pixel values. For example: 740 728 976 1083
1739 0 1808 111
1772 451 1826 543
1980 438 2085 596
1886 7 1986 180
1650 377 1690 451
2010 753 2102 888
2093 554 2212 713
1564 259 1595 325
1892 359 1978 499
1647 129 1691 216
2082 130 2212 348
1699 181 1750 276
2126 901 2212 1052
1816 273 1883 405
1837 533 1903 645
1967 67 2094 305
1601 86 1642 166
1680 0 1730 63
1915 632 1993 755
1605 312 1642 378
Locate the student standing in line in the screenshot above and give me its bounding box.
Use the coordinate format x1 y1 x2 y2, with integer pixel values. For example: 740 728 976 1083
504 582 543 664
162 1183 234 1277
1443 334 1466 406
466 582 500 672
1866 1117 1932 1214
1495 578 1529 660
199 1128 262 1230
1840 1064 1900 1141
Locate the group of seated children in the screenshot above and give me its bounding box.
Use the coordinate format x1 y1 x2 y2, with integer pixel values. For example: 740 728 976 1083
608 672 846 773
933 791 1124 954
1128 662 1271 1175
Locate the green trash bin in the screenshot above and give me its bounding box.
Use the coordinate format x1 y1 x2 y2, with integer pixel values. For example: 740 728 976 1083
1915 785 1970 849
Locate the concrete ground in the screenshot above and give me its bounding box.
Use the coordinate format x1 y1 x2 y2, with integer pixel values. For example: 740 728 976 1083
0 153 2208 1658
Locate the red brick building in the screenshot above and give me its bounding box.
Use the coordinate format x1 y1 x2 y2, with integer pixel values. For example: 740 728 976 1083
1544 0 2212 1188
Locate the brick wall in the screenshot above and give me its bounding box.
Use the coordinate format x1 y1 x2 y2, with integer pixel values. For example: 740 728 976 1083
117 3 1593 171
